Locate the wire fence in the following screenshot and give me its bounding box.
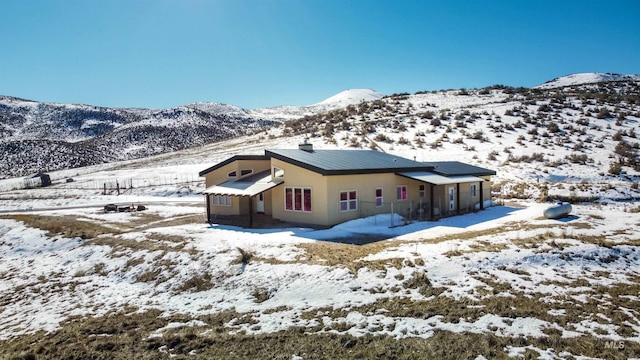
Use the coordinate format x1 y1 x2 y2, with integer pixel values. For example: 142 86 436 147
47 174 203 194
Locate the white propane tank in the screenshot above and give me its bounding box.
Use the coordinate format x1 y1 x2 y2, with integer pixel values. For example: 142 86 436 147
543 202 572 219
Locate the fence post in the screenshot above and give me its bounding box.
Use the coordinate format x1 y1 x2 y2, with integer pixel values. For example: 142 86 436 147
390 202 394 227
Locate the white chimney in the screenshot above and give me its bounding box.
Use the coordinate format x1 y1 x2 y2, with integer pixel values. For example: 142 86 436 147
299 139 313 152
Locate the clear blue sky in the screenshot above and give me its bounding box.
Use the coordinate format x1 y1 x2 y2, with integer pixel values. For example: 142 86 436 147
1 0 639 109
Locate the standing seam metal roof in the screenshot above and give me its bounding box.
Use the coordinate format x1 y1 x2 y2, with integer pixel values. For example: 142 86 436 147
266 149 434 175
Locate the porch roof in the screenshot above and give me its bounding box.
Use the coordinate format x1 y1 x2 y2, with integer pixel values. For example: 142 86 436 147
398 171 486 185
203 170 283 197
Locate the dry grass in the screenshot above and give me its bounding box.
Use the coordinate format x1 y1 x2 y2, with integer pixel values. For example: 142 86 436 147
0 213 203 241
86 236 189 254
3 306 635 360
174 273 214 293
1 214 120 239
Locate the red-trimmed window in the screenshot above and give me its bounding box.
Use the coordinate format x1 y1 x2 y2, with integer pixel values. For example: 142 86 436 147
304 188 312 212
397 185 407 201
294 188 302 211
285 188 293 211
375 188 383 207
285 187 311 212
340 190 357 212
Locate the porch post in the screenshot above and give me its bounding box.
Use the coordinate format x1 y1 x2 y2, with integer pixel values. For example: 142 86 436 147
248 196 254 228
205 194 211 223
479 181 484 210
456 183 461 215
429 183 435 220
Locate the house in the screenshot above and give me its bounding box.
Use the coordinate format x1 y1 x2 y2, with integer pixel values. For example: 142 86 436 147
199 143 496 228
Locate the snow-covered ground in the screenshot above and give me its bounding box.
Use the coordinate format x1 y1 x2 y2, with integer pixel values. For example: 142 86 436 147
1 171 639 358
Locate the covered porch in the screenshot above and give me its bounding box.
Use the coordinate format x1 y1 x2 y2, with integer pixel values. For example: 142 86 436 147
202 170 283 228
399 171 488 220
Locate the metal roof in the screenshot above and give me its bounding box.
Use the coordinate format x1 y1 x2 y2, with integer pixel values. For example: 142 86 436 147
202 170 283 196
266 149 434 175
398 171 486 185
422 161 496 176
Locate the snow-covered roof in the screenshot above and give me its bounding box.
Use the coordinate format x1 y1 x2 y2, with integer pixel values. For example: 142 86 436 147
398 172 486 185
203 171 283 196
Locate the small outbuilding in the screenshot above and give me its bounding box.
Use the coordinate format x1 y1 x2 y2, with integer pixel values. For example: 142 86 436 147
33 173 52 187
24 173 52 188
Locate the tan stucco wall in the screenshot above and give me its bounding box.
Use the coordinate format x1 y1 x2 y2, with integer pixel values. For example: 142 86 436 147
323 173 426 225
207 194 241 216
270 158 330 226
252 189 273 215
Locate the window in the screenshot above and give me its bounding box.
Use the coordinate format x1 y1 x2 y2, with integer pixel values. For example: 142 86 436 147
212 194 232 206
240 169 253 177
285 187 311 212
273 167 284 178
375 188 383 207
340 190 357 212
227 170 237 178
285 188 293 210
396 185 407 201
419 184 425 198
470 184 477 197
304 188 312 212
294 188 302 211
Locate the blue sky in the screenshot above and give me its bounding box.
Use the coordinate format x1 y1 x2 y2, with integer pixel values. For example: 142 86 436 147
1 0 639 109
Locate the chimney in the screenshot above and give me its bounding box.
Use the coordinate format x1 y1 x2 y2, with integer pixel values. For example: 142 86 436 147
298 139 313 152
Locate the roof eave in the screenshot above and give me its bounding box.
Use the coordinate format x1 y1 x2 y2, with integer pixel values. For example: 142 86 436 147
198 155 270 177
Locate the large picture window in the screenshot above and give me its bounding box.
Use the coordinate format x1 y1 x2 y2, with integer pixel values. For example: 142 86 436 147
397 185 408 201
285 187 311 212
340 190 357 212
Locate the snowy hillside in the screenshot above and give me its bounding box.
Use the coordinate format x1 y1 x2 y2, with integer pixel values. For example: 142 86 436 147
0 96 276 178
0 89 391 177
535 72 640 89
248 89 388 121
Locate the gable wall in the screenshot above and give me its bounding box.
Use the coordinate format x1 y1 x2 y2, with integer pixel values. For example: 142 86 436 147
203 159 271 188
270 158 330 226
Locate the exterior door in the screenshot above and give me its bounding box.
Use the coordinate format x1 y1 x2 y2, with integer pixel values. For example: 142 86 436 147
257 193 265 213
448 187 455 211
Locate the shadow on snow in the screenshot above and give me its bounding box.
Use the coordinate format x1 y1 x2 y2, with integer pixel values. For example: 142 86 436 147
206 205 524 245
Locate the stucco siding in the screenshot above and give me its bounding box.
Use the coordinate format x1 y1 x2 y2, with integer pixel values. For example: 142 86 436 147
203 159 271 188
207 194 241 216
270 158 330 226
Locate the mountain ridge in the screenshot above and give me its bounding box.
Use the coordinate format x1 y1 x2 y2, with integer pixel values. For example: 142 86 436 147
2 72 639 179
